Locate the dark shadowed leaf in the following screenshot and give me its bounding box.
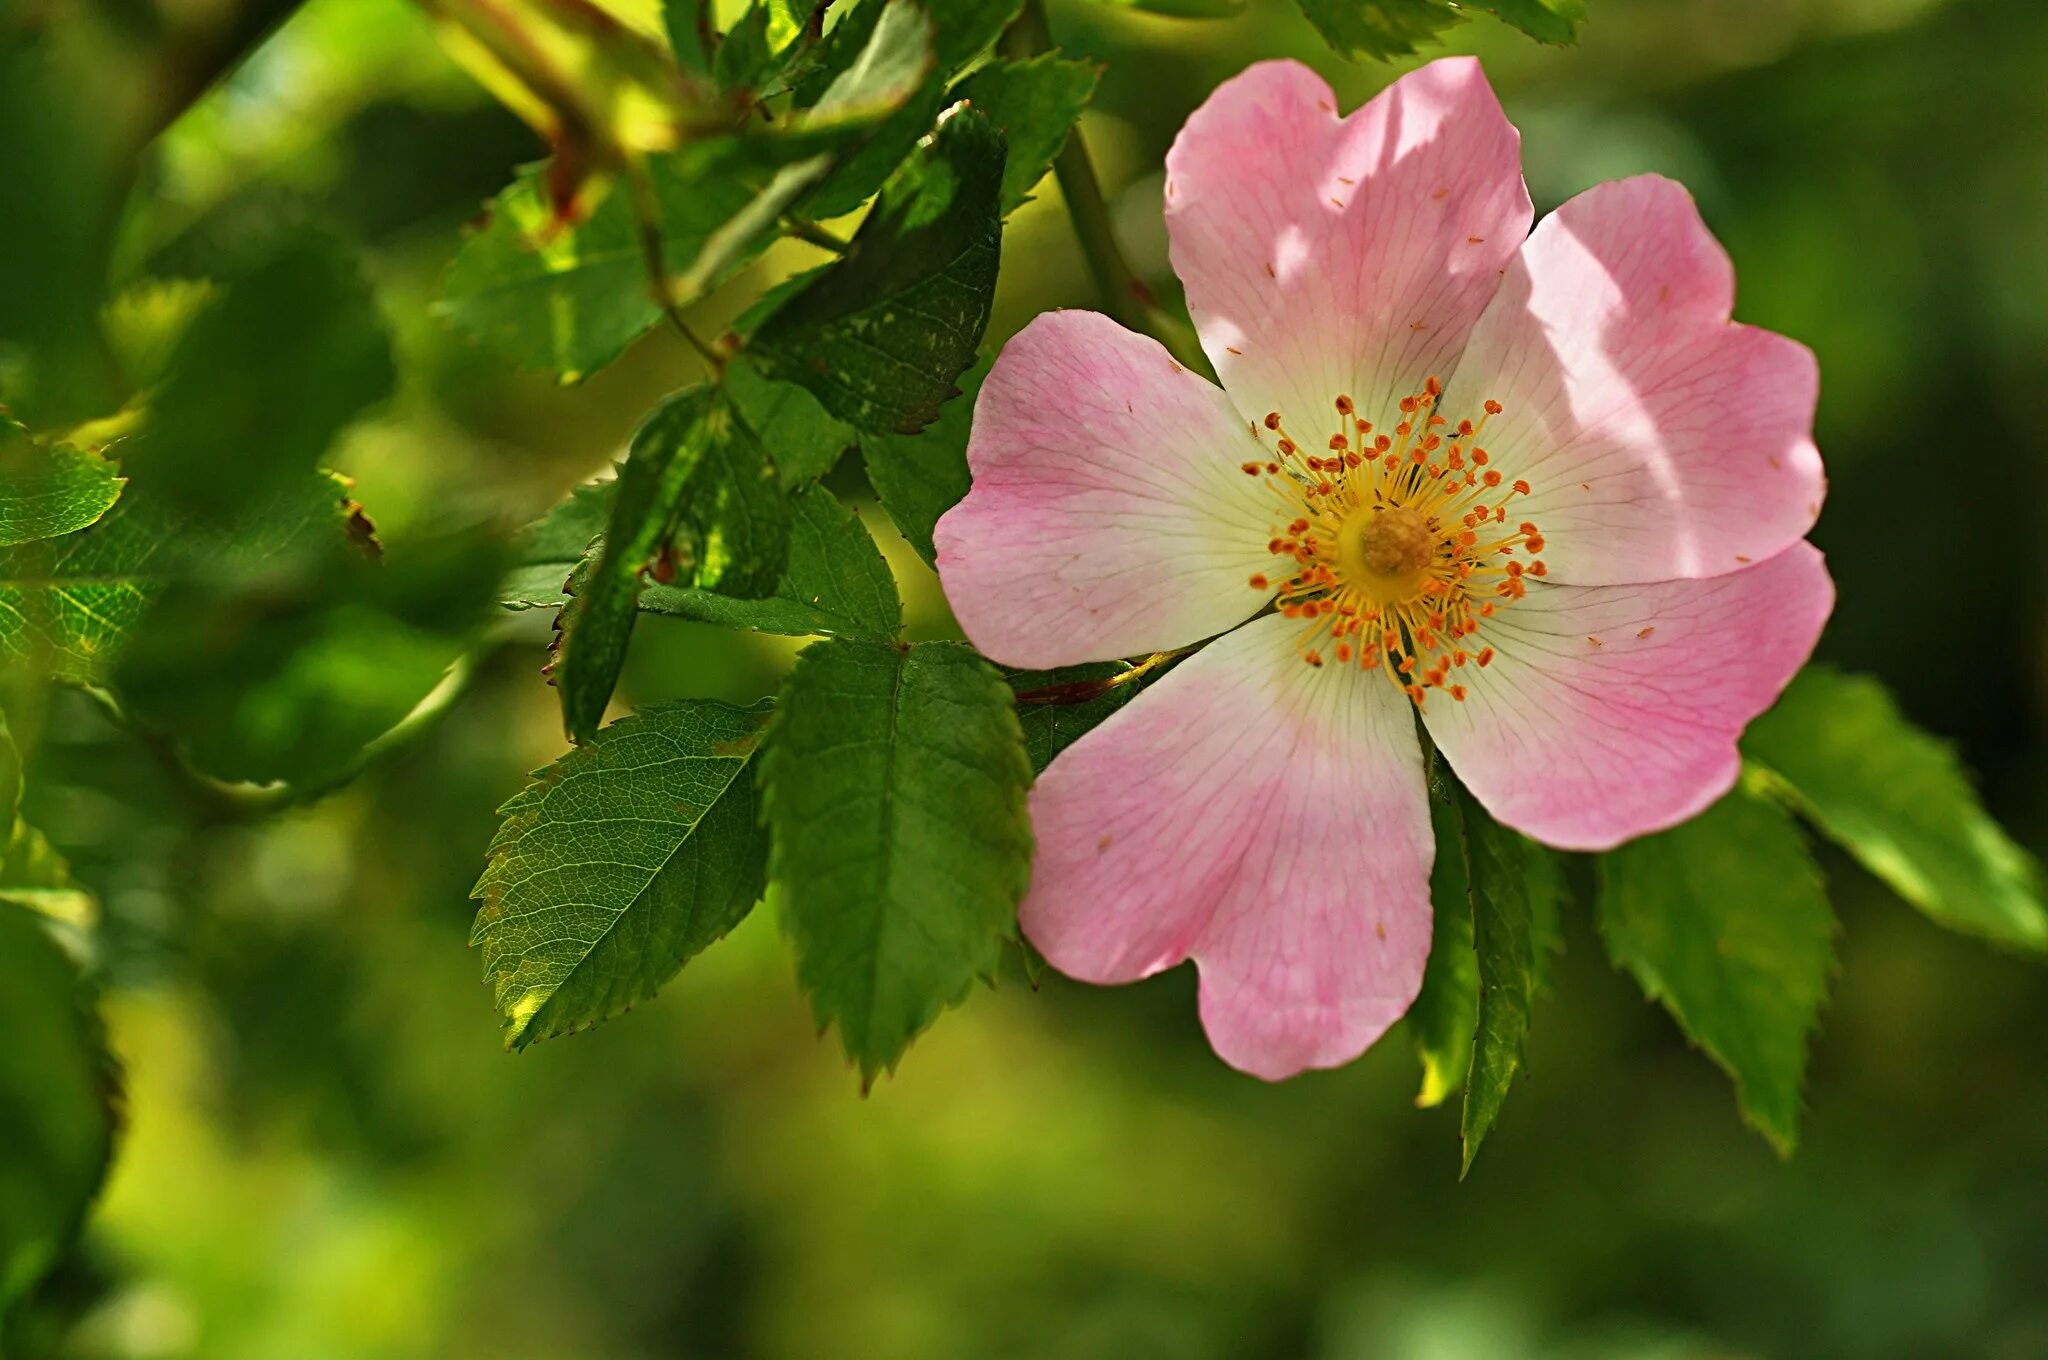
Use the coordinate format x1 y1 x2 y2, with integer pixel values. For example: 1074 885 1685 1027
555 387 789 741
761 638 1032 1082
0 418 122 547
1460 796 1563 1174
1597 786 1836 1155
1745 667 2048 954
136 235 393 520
748 108 1005 434
0 904 116 1314
951 54 1100 213
115 533 508 788
1002 656 1164 775
472 700 772 1048
859 352 985 562
643 484 898 639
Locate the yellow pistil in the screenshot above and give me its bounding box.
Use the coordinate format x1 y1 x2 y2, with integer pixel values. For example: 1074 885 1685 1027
1241 380 1545 707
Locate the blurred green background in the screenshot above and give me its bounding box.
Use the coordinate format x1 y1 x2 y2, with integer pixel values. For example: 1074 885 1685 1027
9 0 2048 1355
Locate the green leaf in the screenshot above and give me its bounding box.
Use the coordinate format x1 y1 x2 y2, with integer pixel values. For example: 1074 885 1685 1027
0 419 122 548
724 358 857 485
1410 778 1476 1108
472 700 772 1048
950 54 1101 214
761 638 1033 1082
749 108 1006 434
0 715 92 931
1003 659 1159 775
1460 796 1563 1174
1744 667 2048 955
662 0 712 73
502 480 613 612
802 0 935 128
1597 786 1837 1155
0 903 116 1314
555 387 789 742
1292 0 1581 55
114 533 508 788
0 33 123 426
136 235 393 520
1089 0 1248 18
0 472 360 685
860 352 985 562
643 484 900 639
1477 0 1585 44
1292 0 1464 59
443 146 796 382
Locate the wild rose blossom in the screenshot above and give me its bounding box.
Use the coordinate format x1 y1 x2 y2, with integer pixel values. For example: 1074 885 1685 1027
934 58 1832 1080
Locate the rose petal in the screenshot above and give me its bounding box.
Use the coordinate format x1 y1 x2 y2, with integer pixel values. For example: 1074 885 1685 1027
1164 57 1531 440
1022 613 1435 1080
1448 175 1825 585
934 310 1279 669
1423 543 1833 852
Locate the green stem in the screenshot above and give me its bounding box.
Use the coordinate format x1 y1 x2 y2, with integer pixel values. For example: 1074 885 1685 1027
783 214 850 253
1003 0 1209 375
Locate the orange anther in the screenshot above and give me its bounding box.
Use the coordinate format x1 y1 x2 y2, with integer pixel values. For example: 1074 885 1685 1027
1241 462 1263 475
1512 479 1531 495
1329 434 1348 450
1264 412 1282 430
1483 399 1503 415
1471 448 1489 465
1476 648 1494 666
1248 574 1269 590
1335 395 1355 415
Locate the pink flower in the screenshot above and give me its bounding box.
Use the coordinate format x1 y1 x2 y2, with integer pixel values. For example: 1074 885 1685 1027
934 58 1832 1080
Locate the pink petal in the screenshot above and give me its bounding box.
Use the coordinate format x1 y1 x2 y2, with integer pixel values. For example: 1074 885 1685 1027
1164 57 1531 440
934 311 1278 669
1448 176 1825 585
1423 544 1833 852
1021 614 1434 1080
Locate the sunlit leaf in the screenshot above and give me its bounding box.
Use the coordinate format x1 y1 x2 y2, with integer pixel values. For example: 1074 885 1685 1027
1598 787 1836 1155
0 473 360 685
1410 778 1476 1108
0 418 122 548
761 638 1032 1082
725 358 857 485
1293 0 1463 60
473 699 772 1048
1745 667 2048 955
1090 0 1247 14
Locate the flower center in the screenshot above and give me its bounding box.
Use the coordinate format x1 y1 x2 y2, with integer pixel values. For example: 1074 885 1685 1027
1340 505 1435 596
1238 378 1546 708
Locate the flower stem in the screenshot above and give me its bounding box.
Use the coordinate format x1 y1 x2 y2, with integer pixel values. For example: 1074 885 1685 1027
1012 647 1192 706
1003 0 1210 376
